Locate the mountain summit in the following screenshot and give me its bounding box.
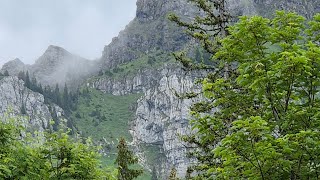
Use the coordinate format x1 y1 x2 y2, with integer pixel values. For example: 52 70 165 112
1 45 99 88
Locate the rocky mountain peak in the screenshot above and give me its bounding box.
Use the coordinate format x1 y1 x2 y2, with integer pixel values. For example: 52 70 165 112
1 58 27 75
35 45 72 66
100 0 197 68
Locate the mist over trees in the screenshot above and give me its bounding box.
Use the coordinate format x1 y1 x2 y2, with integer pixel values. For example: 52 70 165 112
17 70 78 113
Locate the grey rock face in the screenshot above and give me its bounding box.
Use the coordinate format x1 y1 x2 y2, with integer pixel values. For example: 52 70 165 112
89 64 203 178
100 0 198 69
132 67 201 178
0 76 65 131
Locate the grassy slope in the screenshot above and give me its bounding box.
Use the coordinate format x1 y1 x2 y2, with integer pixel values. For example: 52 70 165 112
72 89 140 143
71 89 152 179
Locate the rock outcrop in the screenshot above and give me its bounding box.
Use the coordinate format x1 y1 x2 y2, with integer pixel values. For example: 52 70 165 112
100 0 198 69
0 76 65 132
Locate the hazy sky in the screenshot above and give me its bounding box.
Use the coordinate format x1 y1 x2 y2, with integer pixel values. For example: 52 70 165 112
0 0 137 65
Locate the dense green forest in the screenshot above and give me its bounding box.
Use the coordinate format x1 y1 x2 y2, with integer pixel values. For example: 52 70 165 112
2 0 320 179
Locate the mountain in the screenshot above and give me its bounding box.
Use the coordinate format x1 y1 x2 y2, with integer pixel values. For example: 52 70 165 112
1 0 320 179
1 58 28 75
1 45 99 89
88 0 320 179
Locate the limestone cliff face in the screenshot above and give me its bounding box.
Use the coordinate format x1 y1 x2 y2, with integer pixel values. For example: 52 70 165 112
0 76 65 132
100 0 198 69
89 64 203 178
95 0 320 178
131 67 201 177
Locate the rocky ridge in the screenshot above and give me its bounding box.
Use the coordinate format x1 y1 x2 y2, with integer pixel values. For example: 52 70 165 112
1 45 99 88
100 0 199 69
1 0 319 179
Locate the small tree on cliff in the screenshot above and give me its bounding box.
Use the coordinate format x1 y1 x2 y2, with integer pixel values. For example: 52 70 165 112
3 70 9 76
168 168 180 180
115 138 143 180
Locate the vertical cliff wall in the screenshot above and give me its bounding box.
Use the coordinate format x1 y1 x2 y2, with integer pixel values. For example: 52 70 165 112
0 76 65 132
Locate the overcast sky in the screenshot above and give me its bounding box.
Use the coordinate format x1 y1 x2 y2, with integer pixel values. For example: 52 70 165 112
0 0 137 65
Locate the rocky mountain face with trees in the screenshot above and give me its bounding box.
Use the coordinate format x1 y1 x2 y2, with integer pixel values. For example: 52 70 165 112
1 0 320 179
0 76 65 132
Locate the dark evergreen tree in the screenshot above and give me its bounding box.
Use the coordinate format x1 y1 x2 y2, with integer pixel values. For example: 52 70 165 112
151 166 158 180
20 103 27 115
31 76 37 91
38 83 43 94
194 48 202 63
54 84 61 106
25 71 31 88
115 138 143 180
17 71 25 81
98 70 103 76
63 83 69 110
4 70 9 76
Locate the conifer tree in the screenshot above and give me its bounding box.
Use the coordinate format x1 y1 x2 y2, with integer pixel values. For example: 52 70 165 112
151 166 158 180
63 83 69 110
54 84 61 106
4 70 9 76
25 71 30 88
115 138 143 180
17 71 25 81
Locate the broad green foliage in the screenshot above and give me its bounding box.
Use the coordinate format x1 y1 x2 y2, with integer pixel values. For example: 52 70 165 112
0 118 116 180
41 129 105 179
185 11 320 179
115 138 143 180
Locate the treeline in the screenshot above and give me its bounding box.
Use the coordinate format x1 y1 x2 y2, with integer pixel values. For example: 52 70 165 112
17 71 78 113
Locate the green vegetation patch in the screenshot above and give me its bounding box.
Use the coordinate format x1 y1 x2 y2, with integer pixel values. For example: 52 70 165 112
71 88 142 146
95 50 176 81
